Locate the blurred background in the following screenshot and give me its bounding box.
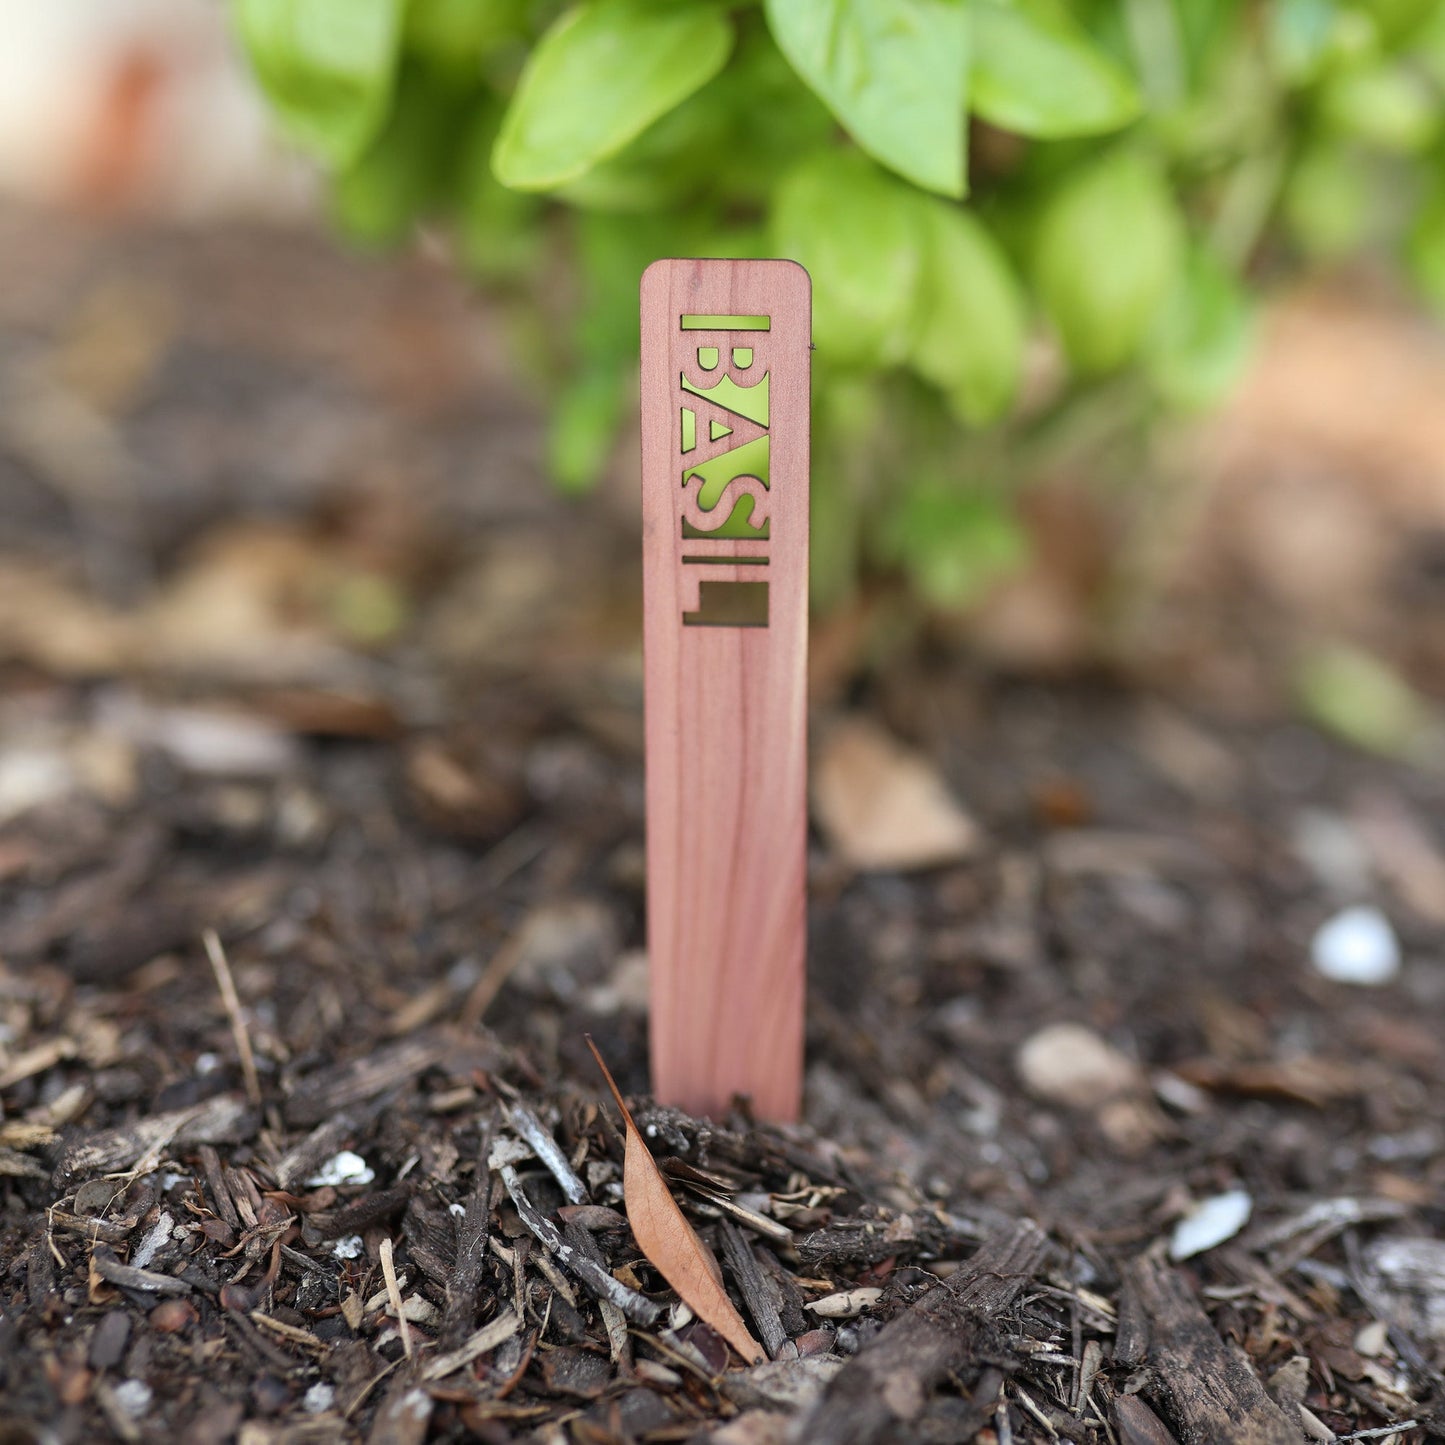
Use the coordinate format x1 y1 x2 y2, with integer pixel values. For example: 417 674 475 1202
4 0 1445 726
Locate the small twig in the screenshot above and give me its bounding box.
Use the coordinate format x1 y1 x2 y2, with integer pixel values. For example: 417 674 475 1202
1335 1424 1421 1442
422 1311 522 1382
460 933 527 1027
341 1356 399 1419
500 1094 587 1205
1011 1383 1059 1439
380 1236 412 1362
203 929 261 1109
495 1156 662 1327
995 1395 1014 1445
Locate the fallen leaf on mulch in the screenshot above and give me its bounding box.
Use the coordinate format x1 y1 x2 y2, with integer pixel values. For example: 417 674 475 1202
812 716 980 871
587 1039 763 1364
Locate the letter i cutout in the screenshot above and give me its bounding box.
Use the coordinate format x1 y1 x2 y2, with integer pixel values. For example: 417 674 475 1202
639 259 810 1122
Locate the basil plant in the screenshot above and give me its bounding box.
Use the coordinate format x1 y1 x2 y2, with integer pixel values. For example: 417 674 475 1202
238 0 1445 611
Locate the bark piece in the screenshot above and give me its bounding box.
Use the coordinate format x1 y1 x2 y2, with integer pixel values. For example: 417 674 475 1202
281 1036 446 1127
1113 1393 1182 1445
269 1114 358 1193
440 1180 492 1349
1124 1253 1301 1445
799 1219 1048 1445
52 1094 254 1190
91 1243 192 1296
720 1217 788 1360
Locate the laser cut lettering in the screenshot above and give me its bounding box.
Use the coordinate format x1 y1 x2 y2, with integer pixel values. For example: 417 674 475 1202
678 318 773 624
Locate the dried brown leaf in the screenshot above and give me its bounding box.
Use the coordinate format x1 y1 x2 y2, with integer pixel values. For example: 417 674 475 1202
812 717 979 872
587 1038 763 1365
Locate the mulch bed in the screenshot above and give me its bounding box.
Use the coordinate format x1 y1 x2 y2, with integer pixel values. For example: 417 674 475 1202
1 209 1443 1443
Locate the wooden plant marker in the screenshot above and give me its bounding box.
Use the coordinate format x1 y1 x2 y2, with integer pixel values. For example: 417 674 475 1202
639 258 810 1123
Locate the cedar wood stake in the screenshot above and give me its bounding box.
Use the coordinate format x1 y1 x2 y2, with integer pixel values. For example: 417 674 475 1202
639 259 810 1121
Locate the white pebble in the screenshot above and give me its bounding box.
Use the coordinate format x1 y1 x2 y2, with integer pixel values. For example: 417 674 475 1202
1311 905 1401 986
1017 1023 1140 1107
1170 1189 1252 1261
112 1380 153 1418
302 1383 335 1414
331 1234 365 1260
306 1151 375 1187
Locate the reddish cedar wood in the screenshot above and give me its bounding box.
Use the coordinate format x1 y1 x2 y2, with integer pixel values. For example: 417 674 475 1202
639 259 810 1122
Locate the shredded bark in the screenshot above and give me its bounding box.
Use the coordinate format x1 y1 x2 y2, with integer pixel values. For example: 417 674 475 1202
801 1220 1049 1444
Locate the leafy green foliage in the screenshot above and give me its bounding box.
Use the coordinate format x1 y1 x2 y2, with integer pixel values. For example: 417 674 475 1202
972 0 1142 138
492 1 734 191
1407 171 1445 308
764 0 970 196
237 0 403 166
331 62 470 244
1034 148 1184 375
880 478 1027 608
907 199 1026 425
771 150 922 367
1295 644 1436 758
237 0 1445 616
1147 244 1256 411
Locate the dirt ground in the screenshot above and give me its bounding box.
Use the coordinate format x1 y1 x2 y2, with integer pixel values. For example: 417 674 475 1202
0 207 1443 1444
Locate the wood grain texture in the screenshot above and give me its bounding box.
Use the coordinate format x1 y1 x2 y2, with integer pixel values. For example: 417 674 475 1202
800 1219 1048 1444
639 258 810 1122
1121 1254 1301 1445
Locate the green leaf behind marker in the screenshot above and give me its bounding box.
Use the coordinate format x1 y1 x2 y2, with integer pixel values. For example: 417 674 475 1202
765 0 969 198
237 0 403 168
771 150 923 367
972 0 1142 139
493 0 734 191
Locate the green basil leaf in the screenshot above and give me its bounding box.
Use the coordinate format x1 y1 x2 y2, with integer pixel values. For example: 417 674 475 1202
1033 147 1184 375
770 150 923 367
764 0 969 198
972 0 1142 138
1359 0 1440 47
492 0 734 191
881 479 1027 609
554 73 734 212
1283 144 1371 258
1268 0 1340 81
236 0 403 167
1411 5 1445 90
1295 644 1433 759
404 0 523 73
1146 245 1255 411
1406 172 1445 314
908 202 1027 426
549 368 629 493
1320 64 1438 151
332 65 469 245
